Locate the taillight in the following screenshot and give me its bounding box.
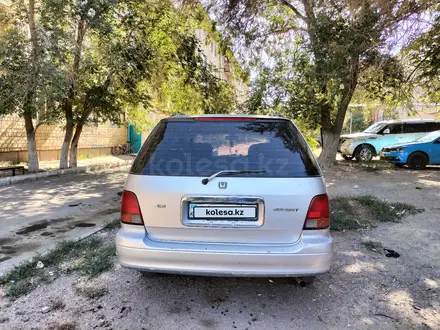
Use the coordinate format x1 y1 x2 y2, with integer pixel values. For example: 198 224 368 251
304 194 330 229
121 190 143 225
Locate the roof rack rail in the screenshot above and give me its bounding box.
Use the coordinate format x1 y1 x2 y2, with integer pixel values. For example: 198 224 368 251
171 112 186 117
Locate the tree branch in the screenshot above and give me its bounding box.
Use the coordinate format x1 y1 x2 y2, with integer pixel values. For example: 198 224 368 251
270 25 307 36
78 71 114 124
72 19 87 78
405 53 430 83
34 121 43 133
27 0 38 67
301 0 316 20
334 57 360 132
279 0 308 22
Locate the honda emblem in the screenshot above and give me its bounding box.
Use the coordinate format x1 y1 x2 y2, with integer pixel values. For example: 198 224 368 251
218 182 227 189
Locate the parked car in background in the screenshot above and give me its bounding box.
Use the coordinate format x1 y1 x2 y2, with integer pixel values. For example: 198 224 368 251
116 114 333 284
338 119 440 162
380 130 440 169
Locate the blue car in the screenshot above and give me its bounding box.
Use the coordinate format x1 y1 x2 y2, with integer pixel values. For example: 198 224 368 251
380 130 440 169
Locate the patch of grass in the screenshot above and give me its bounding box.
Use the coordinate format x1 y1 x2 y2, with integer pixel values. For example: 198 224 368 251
4 281 32 298
330 195 420 231
71 245 116 277
0 236 116 298
0 260 36 286
361 240 384 253
74 283 108 299
103 218 121 230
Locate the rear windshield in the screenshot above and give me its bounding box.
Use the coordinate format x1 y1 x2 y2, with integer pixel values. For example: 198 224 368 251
131 119 321 177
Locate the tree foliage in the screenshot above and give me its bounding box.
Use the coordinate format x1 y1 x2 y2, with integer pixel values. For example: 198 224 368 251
408 6 440 104
1 0 242 169
0 0 71 172
0 28 67 122
207 0 435 167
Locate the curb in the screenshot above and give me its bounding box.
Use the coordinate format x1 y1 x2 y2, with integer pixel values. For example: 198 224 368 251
0 160 131 187
0 224 105 278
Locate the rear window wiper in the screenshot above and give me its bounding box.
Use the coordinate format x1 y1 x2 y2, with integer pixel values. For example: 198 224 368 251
201 170 266 185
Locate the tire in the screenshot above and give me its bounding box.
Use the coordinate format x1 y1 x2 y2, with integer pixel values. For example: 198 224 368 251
394 163 405 168
407 152 428 170
342 154 352 161
354 145 374 162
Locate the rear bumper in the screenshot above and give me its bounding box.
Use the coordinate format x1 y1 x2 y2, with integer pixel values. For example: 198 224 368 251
116 224 334 277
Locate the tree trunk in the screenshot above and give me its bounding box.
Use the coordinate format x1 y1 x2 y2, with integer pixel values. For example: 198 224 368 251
24 114 39 173
59 122 73 168
59 20 88 169
68 74 113 168
318 58 360 169
59 106 74 169
69 104 94 168
317 129 340 169
69 123 84 168
22 0 39 173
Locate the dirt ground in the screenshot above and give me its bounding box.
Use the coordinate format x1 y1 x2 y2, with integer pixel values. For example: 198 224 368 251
0 163 439 330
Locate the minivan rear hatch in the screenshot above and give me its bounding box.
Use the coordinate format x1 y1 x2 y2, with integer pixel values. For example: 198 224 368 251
127 117 324 244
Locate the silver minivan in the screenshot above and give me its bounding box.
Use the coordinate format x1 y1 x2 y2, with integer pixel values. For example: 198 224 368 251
116 115 333 284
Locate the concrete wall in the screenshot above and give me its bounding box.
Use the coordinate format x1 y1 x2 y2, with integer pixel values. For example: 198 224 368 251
0 115 127 163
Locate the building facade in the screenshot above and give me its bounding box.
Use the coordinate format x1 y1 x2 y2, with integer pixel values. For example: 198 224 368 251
195 29 249 104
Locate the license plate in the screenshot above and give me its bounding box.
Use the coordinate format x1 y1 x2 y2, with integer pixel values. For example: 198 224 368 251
189 203 257 220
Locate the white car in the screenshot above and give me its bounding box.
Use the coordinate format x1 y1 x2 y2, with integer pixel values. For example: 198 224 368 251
116 114 333 285
338 119 440 162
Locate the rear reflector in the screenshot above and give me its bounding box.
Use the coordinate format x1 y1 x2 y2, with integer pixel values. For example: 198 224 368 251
194 117 256 121
304 194 330 229
121 190 143 225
